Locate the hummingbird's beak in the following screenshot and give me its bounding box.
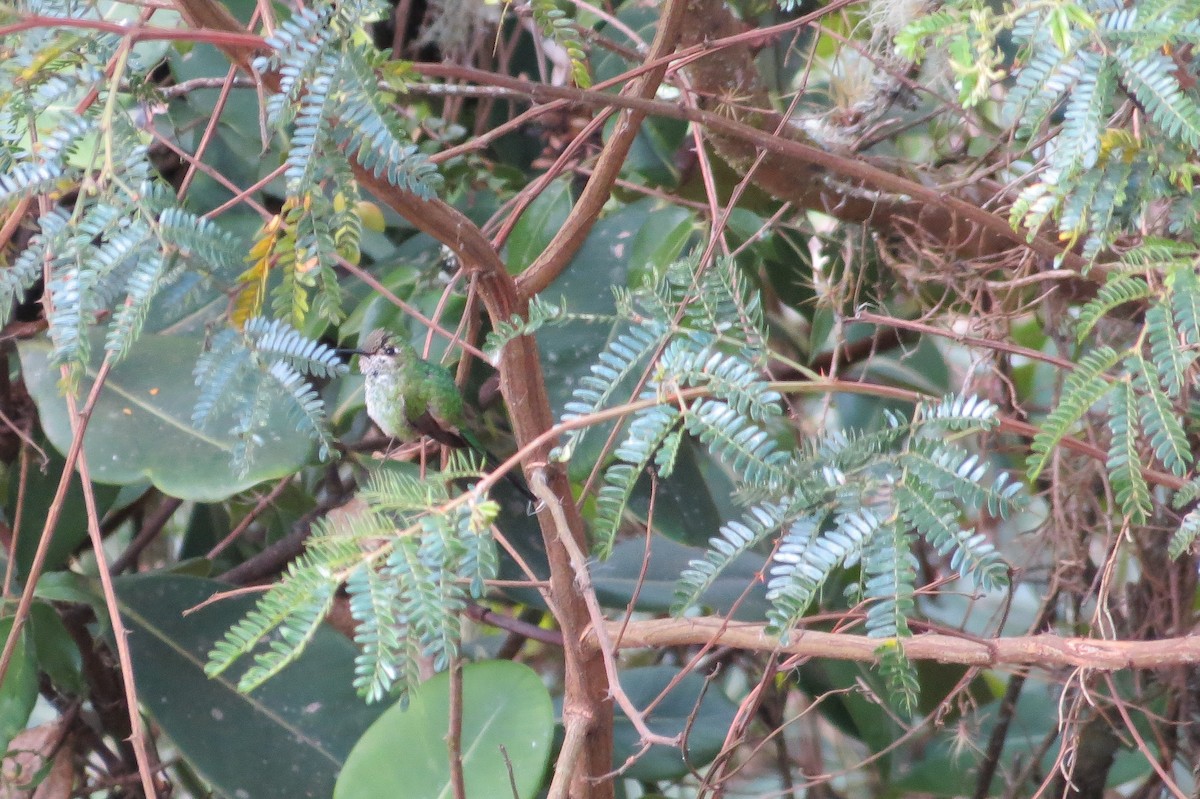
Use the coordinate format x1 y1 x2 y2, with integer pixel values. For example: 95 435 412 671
336 348 366 358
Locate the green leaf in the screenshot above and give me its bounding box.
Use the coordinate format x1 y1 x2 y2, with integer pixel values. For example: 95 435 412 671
505 178 572 273
628 206 695 277
29 602 84 694
1107 380 1151 524
334 661 554 799
0 615 38 754
877 643 919 715
1145 303 1195 399
1026 346 1120 480
1133 362 1191 476
114 574 384 799
1075 275 1151 343
1169 507 1200 560
1118 49 1200 149
19 334 312 501
612 666 739 780
8 440 121 580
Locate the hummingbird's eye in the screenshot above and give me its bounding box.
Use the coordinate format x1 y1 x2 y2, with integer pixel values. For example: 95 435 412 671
383 346 396 356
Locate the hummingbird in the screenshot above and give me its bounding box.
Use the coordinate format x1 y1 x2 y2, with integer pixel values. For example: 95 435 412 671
351 328 534 501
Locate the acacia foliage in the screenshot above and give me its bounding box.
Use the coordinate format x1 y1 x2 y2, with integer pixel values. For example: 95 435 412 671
3 0 1200 796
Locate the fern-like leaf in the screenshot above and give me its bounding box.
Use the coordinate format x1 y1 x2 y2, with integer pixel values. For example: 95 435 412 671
484 297 573 355
1027 346 1121 479
0 163 67 204
685 398 790 488
205 537 359 687
157 207 244 273
529 0 591 87
861 524 916 640
1169 266 1200 345
244 316 346 378
105 251 166 359
595 404 681 557
0 209 67 327
1106 380 1151 524
1057 51 1111 173
673 502 788 614
918 394 1000 432
765 509 879 639
660 342 782 422
1075 274 1153 342
903 441 1024 518
346 561 409 702
267 360 336 460
1144 302 1195 398
558 319 669 457
877 643 919 716
1132 362 1191 476
1168 507 1200 560
894 483 1008 590
332 48 442 197
1117 48 1200 149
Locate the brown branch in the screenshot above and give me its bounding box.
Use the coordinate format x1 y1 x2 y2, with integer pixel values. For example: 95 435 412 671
168 0 1084 285
76 411 162 798
0 14 263 55
464 602 564 647
404 68 1089 281
0 359 115 685
164 1 615 793
599 617 1200 670
519 0 686 294
205 476 292 559
447 658 467 799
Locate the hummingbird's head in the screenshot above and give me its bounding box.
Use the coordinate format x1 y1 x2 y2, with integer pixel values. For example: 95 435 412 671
356 328 413 377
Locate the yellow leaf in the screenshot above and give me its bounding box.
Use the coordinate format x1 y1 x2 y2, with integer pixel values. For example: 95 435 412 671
354 200 386 232
231 257 269 327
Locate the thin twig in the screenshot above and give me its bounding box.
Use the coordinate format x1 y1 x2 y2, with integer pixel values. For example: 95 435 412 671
498 744 520 799
2 442 31 599
76 434 161 797
0 359 115 685
545 713 588 799
411 63 1090 281
464 602 563 647
111 496 185 575
206 476 292 559
519 0 686 292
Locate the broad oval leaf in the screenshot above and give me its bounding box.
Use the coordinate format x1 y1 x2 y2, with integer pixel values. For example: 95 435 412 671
19 334 312 501
335 660 554 799
114 574 384 799
0 616 39 754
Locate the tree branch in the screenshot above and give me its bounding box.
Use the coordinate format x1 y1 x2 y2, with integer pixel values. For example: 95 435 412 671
520 0 687 295
166 0 615 793
598 617 1200 669
412 63 1087 278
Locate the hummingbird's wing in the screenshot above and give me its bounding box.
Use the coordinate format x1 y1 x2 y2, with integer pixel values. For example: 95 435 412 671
411 411 468 449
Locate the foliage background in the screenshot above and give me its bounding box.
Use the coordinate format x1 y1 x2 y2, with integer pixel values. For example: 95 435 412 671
3 0 1200 797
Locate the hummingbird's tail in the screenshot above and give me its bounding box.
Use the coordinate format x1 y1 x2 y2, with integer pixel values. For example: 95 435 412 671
412 413 537 504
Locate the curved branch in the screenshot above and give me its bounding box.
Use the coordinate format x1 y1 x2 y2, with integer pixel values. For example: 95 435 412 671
519 0 687 295
411 63 1089 280
166 1 616 793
